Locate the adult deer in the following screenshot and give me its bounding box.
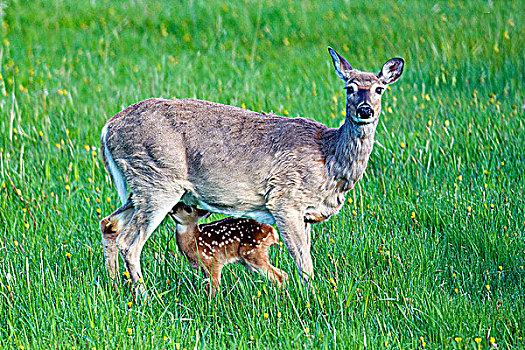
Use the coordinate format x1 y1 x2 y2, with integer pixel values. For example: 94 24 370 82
99 47 404 296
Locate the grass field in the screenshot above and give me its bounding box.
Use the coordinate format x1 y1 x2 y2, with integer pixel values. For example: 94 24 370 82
1 0 524 348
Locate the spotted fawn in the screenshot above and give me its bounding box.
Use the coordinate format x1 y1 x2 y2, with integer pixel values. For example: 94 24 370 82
169 203 288 295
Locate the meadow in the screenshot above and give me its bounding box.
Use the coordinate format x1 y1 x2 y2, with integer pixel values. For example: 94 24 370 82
0 0 524 348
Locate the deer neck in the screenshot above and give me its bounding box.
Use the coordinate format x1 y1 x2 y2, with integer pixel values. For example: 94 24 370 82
326 119 377 190
175 223 200 259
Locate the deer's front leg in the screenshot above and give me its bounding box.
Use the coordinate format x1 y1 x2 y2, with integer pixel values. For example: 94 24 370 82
305 222 312 247
272 211 313 282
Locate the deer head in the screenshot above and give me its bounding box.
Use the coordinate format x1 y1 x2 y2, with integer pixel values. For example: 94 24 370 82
328 47 404 126
170 203 210 226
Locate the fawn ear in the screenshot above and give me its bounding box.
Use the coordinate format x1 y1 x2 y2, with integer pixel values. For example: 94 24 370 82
196 208 211 220
328 46 353 81
378 57 404 85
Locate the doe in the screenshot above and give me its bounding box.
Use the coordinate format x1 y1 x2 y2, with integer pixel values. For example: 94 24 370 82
169 203 288 295
100 47 404 296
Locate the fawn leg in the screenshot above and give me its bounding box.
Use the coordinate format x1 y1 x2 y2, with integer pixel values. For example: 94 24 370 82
202 260 223 298
265 263 289 287
210 263 223 297
242 249 288 287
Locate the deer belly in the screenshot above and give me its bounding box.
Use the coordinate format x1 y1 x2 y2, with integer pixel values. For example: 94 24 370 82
181 181 274 224
195 199 276 225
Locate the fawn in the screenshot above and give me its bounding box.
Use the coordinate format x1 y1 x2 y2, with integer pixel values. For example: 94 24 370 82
169 203 288 295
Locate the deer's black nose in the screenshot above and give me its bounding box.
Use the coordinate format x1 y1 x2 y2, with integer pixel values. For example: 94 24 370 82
356 105 373 119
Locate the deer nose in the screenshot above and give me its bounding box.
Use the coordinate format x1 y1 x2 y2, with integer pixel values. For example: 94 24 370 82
356 105 374 119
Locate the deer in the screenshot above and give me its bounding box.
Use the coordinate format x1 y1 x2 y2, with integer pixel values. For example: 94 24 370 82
99 46 404 297
169 202 288 295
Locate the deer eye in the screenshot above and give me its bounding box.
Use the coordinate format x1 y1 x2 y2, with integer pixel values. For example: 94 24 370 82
375 87 385 94
345 83 358 94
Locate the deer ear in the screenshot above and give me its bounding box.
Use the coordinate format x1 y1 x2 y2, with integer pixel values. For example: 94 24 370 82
196 208 211 220
328 47 353 81
378 57 404 85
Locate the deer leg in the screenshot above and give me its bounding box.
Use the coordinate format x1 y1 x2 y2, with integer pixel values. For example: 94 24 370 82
271 211 313 283
100 197 134 285
202 260 223 297
116 193 182 299
305 222 312 247
209 263 223 297
265 264 289 287
242 250 288 288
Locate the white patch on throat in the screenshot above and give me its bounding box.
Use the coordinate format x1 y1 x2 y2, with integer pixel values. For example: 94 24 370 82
176 224 188 235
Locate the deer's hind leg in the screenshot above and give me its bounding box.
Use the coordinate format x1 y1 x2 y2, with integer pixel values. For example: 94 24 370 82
100 196 134 284
116 188 184 299
241 246 288 288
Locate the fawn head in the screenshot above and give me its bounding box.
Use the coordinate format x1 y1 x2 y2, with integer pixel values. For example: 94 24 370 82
170 203 210 226
328 47 404 126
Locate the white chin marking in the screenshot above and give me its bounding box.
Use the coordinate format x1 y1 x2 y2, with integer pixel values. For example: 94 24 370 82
352 116 376 124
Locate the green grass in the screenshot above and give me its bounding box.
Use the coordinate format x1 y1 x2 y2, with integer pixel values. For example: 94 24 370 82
1 0 524 348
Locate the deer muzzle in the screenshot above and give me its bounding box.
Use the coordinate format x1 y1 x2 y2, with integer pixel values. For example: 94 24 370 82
356 105 374 119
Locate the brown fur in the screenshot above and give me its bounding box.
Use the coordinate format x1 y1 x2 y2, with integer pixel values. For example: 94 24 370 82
99 47 403 297
170 204 287 295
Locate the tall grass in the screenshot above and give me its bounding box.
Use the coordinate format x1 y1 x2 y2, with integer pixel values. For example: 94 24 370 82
0 0 523 348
